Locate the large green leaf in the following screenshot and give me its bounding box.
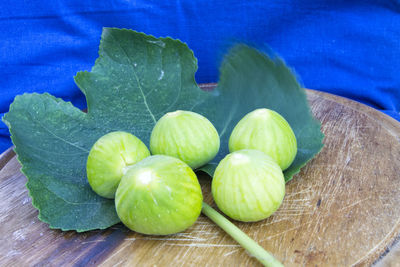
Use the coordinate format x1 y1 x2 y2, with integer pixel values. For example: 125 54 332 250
3 28 323 231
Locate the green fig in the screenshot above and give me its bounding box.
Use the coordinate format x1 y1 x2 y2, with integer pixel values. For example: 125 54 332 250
115 155 203 235
229 108 297 170
150 110 220 169
86 131 150 199
212 149 285 222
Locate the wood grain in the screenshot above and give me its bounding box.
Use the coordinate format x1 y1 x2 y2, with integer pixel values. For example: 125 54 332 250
1 86 400 266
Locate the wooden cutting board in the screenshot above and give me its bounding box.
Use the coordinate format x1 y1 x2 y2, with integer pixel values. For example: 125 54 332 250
1 85 400 266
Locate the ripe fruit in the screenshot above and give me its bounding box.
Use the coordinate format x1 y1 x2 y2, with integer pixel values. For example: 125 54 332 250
229 108 297 170
115 155 203 235
150 110 220 169
86 131 150 199
212 149 285 222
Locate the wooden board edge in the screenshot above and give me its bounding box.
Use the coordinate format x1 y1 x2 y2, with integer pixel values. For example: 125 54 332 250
0 146 15 170
307 89 400 136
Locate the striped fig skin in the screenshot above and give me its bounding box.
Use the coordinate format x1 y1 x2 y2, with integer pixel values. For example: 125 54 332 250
212 149 285 222
115 155 203 235
229 108 297 171
150 110 220 169
87 131 150 199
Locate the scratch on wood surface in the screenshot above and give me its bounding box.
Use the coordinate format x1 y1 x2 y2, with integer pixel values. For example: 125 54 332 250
260 222 314 241
285 186 313 197
174 232 215 240
261 217 290 227
278 206 311 212
224 249 240 257
134 237 209 242
81 239 106 245
153 242 167 257
112 260 124 267
6 250 22 257
165 243 240 248
304 163 359 172
339 197 370 211
189 230 219 235
178 247 193 266
284 198 314 202
273 211 314 217
120 229 220 246
21 197 30 205
12 229 26 241
193 221 215 225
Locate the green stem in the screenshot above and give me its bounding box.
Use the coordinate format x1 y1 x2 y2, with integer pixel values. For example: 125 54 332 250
201 202 283 267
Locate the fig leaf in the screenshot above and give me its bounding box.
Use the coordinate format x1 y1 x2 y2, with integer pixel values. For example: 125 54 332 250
3 28 323 231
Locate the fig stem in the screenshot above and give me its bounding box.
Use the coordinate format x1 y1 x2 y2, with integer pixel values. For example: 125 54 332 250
201 202 283 267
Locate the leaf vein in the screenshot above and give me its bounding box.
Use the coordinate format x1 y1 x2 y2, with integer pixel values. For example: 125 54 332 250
27 111 89 153
109 32 157 124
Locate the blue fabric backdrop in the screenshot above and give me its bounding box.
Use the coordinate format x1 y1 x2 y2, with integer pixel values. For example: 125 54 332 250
1 1 399 153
